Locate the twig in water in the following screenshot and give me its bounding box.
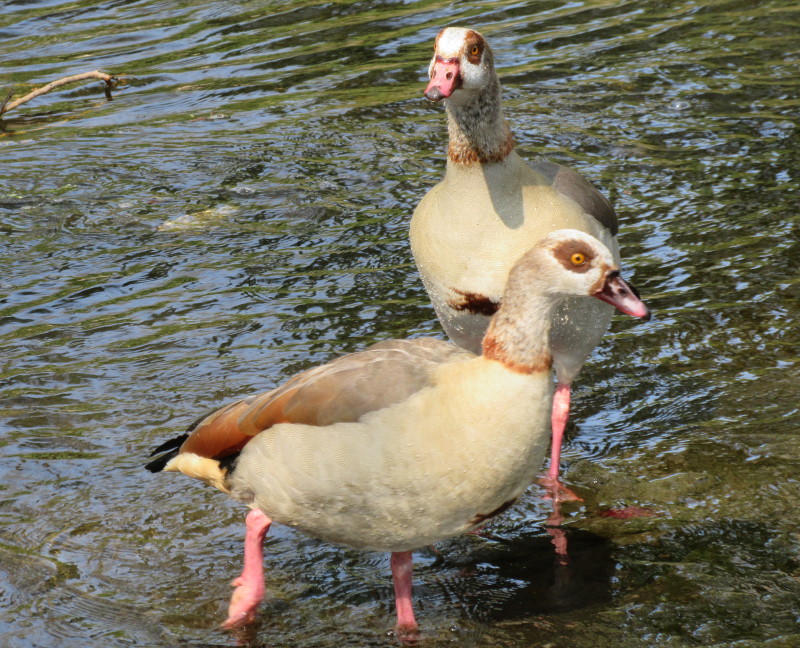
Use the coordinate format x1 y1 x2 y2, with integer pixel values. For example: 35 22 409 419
0 70 117 116
0 90 14 114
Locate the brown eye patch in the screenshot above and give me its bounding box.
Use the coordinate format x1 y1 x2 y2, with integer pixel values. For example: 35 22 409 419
464 31 484 64
552 241 596 273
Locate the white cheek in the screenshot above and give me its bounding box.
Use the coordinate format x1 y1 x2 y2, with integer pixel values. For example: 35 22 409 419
589 268 606 293
565 266 602 295
459 62 485 90
442 62 486 106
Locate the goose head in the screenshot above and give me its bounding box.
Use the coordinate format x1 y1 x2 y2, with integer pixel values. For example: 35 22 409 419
511 229 649 318
425 27 497 106
424 27 512 163
484 230 649 371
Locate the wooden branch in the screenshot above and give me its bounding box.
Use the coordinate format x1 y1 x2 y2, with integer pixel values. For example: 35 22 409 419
0 90 13 114
0 70 116 116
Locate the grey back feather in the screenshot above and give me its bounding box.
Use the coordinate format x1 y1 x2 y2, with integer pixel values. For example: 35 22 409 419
262 338 475 428
531 159 618 236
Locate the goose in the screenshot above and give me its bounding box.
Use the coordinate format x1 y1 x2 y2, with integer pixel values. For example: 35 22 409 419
411 27 624 495
145 230 649 636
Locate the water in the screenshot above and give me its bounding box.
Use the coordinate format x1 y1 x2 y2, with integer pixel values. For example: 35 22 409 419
1 0 798 646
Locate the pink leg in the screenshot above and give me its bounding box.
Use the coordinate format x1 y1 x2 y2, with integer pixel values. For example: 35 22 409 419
542 382 582 502
548 382 571 481
222 508 272 629
390 551 419 639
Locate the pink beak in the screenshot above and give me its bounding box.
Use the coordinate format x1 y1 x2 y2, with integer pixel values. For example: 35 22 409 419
424 57 461 101
593 271 651 320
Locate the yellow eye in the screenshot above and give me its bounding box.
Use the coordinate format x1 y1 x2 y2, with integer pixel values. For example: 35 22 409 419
470 44 480 56
570 252 586 265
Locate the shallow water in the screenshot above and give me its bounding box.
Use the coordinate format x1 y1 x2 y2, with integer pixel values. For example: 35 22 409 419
1 0 798 646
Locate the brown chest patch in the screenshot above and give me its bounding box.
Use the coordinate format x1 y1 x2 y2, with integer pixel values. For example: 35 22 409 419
448 289 500 316
448 132 515 165
481 334 553 374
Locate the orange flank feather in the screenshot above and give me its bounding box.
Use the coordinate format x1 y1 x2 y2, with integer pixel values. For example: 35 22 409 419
177 372 329 461
178 399 259 460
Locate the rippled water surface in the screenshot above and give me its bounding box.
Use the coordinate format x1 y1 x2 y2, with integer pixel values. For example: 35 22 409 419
1 0 798 646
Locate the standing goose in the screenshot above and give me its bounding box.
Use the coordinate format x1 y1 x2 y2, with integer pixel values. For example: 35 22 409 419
146 231 649 636
411 27 623 493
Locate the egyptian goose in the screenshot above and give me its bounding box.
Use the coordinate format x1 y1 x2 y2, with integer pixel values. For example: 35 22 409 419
411 27 623 493
146 230 649 636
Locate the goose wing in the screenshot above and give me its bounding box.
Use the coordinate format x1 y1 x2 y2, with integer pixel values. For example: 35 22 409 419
147 338 473 467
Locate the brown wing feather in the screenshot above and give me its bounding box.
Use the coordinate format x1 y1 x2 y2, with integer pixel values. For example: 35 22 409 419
178 396 265 459
177 337 473 460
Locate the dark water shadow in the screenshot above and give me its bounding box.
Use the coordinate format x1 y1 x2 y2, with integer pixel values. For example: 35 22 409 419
428 525 614 624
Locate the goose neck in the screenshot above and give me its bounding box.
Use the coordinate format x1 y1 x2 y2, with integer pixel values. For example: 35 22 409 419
481 294 556 374
445 79 514 165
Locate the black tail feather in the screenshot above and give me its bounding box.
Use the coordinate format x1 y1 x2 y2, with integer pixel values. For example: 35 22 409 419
145 448 180 473
218 452 241 475
148 432 189 457
146 405 234 472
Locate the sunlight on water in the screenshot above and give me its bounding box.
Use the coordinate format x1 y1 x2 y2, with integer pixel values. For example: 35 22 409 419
1 0 798 646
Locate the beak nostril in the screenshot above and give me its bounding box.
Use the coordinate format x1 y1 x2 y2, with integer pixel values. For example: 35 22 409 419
445 72 453 80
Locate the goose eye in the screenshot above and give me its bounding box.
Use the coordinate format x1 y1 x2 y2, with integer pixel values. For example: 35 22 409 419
570 252 586 266
470 44 480 56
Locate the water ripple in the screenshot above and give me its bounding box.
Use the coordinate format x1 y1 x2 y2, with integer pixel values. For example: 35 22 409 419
1 0 799 646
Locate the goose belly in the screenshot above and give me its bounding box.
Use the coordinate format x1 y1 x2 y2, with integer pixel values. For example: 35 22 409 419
229 361 552 551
